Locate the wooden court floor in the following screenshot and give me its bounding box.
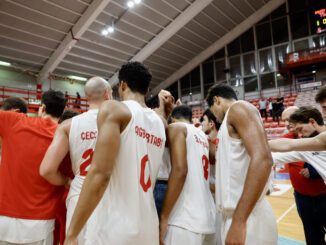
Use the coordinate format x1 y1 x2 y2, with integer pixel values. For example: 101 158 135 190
267 180 305 242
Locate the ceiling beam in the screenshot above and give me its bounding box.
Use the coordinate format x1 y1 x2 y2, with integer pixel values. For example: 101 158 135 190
151 0 286 95
108 0 213 87
37 0 112 83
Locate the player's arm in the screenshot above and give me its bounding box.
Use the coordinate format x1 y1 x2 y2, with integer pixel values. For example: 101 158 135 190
159 123 187 243
272 151 303 166
40 120 71 186
226 102 273 245
65 101 130 242
269 133 326 152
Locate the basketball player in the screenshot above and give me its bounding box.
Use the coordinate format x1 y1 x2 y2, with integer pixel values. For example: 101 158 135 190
0 90 66 245
160 105 216 245
206 84 277 245
40 77 112 244
64 62 166 245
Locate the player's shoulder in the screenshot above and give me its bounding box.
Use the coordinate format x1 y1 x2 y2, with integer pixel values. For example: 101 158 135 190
229 100 258 116
167 122 187 134
99 100 132 121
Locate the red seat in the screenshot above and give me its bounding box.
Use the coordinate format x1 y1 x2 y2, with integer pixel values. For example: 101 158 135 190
264 123 271 128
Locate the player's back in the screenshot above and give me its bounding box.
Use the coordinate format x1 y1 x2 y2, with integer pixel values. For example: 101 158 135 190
68 109 98 199
0 111 60 219
87 100 165 245
168 123 216 234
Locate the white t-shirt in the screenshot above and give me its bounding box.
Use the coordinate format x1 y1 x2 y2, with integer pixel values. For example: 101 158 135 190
272 151 326 182
86 101 166 245
168 123 216 234
259 100 266 109
0 216 54 243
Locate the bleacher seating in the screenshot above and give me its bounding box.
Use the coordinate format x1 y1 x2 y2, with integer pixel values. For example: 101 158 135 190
0 86 88 114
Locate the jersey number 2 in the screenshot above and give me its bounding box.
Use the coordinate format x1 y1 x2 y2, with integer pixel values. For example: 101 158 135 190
80 148 94 176
140 155 152 192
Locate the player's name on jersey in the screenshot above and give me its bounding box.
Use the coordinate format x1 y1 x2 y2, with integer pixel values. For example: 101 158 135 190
194 134 209 149
81 131 97 140
135 126 164 148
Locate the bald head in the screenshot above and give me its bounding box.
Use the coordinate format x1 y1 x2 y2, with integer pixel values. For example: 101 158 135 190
84 77 112 103
282 106 298 131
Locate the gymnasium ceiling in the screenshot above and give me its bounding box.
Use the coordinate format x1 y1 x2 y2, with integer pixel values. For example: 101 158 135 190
0 0 285 93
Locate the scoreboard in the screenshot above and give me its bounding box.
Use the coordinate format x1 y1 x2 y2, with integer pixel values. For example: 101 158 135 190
314 8 326 34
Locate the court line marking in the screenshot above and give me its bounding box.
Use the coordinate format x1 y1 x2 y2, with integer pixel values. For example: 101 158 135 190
277 203 296 223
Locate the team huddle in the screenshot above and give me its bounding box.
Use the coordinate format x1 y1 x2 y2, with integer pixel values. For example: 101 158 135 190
0 62 325 245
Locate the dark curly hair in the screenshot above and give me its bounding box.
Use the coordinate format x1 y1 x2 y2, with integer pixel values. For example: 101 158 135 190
118 61 152 95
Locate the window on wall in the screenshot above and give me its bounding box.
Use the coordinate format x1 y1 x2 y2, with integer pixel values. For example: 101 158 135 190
203 62 214 84
271 4 286 19
229 56 241 78
277 73 291 87
190 66 200 88
215 59 226 81
204 83 214 97
243 53 256 76
291 11 309 39
214 48 225 59
275 44 290 69
244 76 258 92
180 74 190 96
241 28 255 52
289 0 307 13
259 49 274 73
272 18 289 44
227 38 241 56
256 23 272 49
261 73 276 90
294 39 309 51
230 78 243 87
312 34 326 48
166 82 178 100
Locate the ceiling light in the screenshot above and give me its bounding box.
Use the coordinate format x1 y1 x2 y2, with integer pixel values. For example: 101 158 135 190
0 61 11 66
134 0 141 4
127 1 135 8
101 29 109 36
68 75 87 81
107 26 114 33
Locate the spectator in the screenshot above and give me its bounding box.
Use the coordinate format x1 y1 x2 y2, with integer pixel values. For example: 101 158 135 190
74 92 81 109
0 90 66 245
259 97 268 120
268 98 273 118
65 91 69 108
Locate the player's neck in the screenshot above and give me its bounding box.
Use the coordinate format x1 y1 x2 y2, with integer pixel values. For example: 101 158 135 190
42 114 59 124
223 100 237 114
123 92 147 107
209 129 218 140
88 103 101 110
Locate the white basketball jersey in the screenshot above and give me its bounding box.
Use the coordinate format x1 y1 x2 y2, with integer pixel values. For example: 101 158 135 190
68 109 98 200
86 100 166 245
216 102 270 213
168 123 216 234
